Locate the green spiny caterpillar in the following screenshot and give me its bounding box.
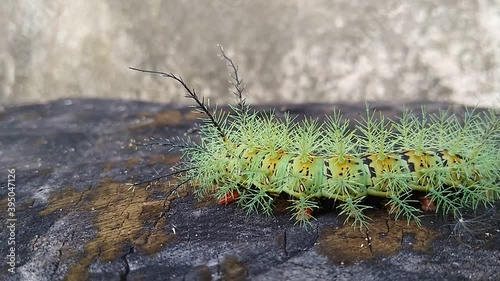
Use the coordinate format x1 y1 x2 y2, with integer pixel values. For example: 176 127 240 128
130 46 500 229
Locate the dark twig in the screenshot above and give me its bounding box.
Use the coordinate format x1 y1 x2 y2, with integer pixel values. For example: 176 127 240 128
136 137 193 151
162 178 191 209
128 67 226 139
128 167 194 188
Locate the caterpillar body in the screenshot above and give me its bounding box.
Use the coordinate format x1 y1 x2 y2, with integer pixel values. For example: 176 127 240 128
130 48 500 229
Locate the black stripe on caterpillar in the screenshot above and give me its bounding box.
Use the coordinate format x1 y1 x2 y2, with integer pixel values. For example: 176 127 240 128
130 46 500 229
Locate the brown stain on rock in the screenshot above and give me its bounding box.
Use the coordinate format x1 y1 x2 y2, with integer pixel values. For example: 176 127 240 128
0 198 9 215
317 210 439 264
21 112 42 121
183 111 205 121
150 110 182 126
221 255 249 281
40 179 179 281
102 161 113 172
193 192 218 209
148 154 181 166
190 265 214 281
34 138 49 147
126 157 141 169
131 110 183 129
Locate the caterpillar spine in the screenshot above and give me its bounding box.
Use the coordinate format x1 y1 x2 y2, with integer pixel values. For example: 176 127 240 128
130 47 500 229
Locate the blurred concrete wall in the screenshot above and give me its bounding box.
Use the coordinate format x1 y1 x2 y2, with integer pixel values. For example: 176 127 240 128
1 0 499 107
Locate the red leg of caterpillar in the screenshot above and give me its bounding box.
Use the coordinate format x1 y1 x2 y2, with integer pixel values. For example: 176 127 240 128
218 190 240 205
420 197 436 212
385 203 398 214
384 199 399 215
297 208 313 221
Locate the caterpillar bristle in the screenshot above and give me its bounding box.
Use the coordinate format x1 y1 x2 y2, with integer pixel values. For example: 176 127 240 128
338 197 372 231
130 47 500 230
287 197 318 227
128 67 227 140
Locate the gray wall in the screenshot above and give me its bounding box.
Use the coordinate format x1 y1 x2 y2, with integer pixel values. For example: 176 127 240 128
1 0 499 107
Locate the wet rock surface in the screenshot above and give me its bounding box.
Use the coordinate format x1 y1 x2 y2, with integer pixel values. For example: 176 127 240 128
0 99 499 281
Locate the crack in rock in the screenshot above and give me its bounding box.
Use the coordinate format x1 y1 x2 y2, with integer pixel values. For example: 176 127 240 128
120 246 134 281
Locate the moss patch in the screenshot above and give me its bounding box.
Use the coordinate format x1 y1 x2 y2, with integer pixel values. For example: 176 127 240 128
317 210 439 264
40 178 180 281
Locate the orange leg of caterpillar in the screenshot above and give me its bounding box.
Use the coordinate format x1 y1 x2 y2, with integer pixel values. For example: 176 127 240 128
296 208 314 221
218 190 241 205
385 197 436 214
419 197 436 212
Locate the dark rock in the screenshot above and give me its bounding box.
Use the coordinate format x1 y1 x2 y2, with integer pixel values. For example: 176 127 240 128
0 99 498 281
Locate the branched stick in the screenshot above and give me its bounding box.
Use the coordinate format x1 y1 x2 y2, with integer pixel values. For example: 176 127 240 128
128 67 226 139
128 167 194 188
162 177 192 208
218 44 247 113
136 137 193 151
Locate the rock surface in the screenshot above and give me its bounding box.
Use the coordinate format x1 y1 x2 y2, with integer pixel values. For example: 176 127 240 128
0 99 499 281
